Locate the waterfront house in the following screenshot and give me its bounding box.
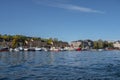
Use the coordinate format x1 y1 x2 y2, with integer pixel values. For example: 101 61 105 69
70 40 82 49
70 40 94 50
82 40 94 50
113 41 120 49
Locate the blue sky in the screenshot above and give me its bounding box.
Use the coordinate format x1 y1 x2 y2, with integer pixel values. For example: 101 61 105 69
0 0 120 42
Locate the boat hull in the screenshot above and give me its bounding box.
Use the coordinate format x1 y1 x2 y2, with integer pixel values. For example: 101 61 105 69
0 48 9 52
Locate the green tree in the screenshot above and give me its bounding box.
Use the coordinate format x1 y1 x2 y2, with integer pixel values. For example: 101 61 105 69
47 38 53 45
108 42 114 48
103 41 108 48
2 34 9 41
93 41 98 49
97 39 104 49
11 35 21 48
12 38 18 48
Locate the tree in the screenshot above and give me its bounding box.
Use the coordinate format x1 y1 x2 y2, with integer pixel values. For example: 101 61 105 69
47 38 53 45
97 39 104 49
2 34 9 41
108 42 114 48
11 35 21 48
103 41 108 48
12 38 18 48
93 41 98 49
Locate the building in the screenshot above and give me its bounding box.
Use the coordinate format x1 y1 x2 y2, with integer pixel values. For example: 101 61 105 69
70 40 82 49
113 41 120 49
82 40 94 50
70 40 94 50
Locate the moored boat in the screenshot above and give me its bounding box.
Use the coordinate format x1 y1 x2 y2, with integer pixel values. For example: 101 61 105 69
9 48 13 52
35 47 42 51
28 47 35 51
24 48 28 51
50 47 60 52
19 47 24 51
76 48 81 51
0 47 9 52
98 49 104 51
14 48 20 52
42 47 48 51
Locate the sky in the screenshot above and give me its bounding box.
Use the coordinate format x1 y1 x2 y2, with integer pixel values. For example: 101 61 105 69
0 0 120 42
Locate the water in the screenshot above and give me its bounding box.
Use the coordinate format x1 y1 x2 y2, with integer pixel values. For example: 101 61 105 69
0 51 120 80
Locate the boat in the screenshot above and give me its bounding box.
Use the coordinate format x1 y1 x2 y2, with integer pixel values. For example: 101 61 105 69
9 48 13 52
19 47 24 51
28 47 35 51
98 49 104 51
14 48 20 52
50 47 59 52
53 48 59 52
35 47 42 51
42 47 48 51
0 47 9 52
76 48 81 51
24 48 28 51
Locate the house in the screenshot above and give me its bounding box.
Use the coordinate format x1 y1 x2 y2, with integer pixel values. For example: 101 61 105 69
113 41 120 49
70 40 94 50
70 40 82 49
82 40 94 50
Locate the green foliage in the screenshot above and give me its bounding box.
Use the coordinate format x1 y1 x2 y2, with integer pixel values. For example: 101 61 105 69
93 41 98 49
97 39 104 49
12 38 18 48
93 40 114 49
108 42 114 48
47 38 53 45
103 41 108 48
2 34 9 41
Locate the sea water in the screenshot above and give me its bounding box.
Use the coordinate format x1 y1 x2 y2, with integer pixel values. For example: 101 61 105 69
0 51 120 80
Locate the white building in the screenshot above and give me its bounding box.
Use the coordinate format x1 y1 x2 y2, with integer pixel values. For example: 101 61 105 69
70 41 82 49
113 41 120 49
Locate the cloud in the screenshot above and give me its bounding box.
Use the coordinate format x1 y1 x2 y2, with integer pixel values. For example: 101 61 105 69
56 4 105 14
34 0 105 14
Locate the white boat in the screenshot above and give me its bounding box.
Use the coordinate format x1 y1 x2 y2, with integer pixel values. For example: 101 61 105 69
9 48 13 52
24 48 28 51
98 49 104 51
50 47 59 52
14 48 19 52
19 47 24 51
53 48 59 52
42 47 48 51
68 47 75 51
35 47 42 51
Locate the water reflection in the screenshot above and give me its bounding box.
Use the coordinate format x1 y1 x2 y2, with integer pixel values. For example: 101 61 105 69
0 51 56 67
0 51 120 80
0 52 25 66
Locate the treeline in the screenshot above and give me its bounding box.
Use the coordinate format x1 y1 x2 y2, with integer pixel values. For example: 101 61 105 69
74 39 114 50
93 39 114 49
0 34 69 48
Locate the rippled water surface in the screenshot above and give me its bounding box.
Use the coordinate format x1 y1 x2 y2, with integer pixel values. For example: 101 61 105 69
0 51 120 80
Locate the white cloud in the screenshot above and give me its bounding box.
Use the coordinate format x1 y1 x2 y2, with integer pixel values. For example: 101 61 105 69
56 4 105 14
34 0 105 14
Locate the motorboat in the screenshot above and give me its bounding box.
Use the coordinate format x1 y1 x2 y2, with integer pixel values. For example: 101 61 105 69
0 47 9 52
35 47 42 51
